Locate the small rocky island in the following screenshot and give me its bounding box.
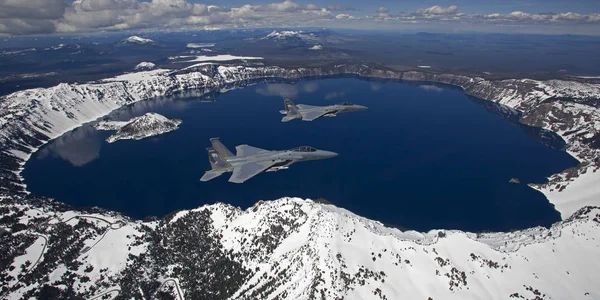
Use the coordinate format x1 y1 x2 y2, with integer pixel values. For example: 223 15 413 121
95 112 182 143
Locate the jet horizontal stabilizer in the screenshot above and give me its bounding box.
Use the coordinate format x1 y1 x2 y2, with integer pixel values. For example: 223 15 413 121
200 170 226 182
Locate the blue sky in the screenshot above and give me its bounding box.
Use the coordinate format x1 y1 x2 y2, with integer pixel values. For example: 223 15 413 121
211 0 600 14
1 0 599 35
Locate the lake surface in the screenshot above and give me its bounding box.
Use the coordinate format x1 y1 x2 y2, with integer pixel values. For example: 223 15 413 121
22 78 578 232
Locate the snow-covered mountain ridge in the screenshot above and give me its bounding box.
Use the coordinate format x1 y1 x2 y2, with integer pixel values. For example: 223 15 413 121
264 30 304 38
95 112 182 143
134 61 156 70
122 36 155 44
262 30 315 41
1 195 599 299
257 30 328 44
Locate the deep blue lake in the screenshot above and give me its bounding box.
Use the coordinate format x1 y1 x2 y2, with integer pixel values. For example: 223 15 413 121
22 78 578 232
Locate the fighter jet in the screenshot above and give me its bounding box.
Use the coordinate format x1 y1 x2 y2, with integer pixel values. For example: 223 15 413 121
280 97 367 122
200 138 338 183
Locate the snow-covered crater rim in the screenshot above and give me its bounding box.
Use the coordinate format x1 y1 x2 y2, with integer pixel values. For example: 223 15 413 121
2 63 599 228
165 196 600 253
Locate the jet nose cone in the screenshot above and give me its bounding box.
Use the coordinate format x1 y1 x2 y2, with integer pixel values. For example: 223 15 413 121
322 151 338 158
356 105 368 111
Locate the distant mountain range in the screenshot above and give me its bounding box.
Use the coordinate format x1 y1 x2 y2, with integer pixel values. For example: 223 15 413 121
122 36 155 45
261 30 319 41
252 30 342 48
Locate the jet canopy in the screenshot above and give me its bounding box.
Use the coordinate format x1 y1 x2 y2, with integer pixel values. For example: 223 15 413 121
338 102 354 106
290 146 317 152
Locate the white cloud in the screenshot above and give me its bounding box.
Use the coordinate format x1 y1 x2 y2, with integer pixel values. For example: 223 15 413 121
305 4 320 11
0 1 599 35
266 0 299 13
327 5 354 12
335 14 355 20
1 0 337 35
589 13 600 22
0 18 57 35
78 0 139 12
419 85 444 93
553 12 584 21
0 0 65 19
377 7 389 14
0 0 65 34
417 5 458 15
483 10 600 23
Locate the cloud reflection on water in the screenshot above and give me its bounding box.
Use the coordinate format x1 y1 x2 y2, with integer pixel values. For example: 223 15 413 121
324 91 345 100
302 82 319 93
36 125 103 167
36 92 203 167
419 85 444 93
256 83 299 98
256 82 320 98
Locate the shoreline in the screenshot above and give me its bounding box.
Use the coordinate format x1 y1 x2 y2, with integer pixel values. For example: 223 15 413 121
1 63 598 224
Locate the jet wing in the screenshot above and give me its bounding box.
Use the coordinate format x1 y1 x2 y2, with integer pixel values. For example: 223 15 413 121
300 110 330 121
296 104 319 110
235 145 268 157
228 161 276 183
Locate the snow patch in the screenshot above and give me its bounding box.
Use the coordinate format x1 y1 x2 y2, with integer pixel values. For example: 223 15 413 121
186 43 215 48
45 44 65 51
183 55 263 62
0 48 36 55
102 69 170 82
134 62 156 70
535 166 600 218
264 30 303 39
123 36 154 44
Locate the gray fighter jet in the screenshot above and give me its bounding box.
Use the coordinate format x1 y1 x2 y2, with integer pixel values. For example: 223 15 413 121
200 138 338 183
280 98 367 122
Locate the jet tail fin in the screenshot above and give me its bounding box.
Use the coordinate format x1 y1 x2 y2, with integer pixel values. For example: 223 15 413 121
206 147 231 170
210 137 234 158
282 98 301 122
200 146 232 182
